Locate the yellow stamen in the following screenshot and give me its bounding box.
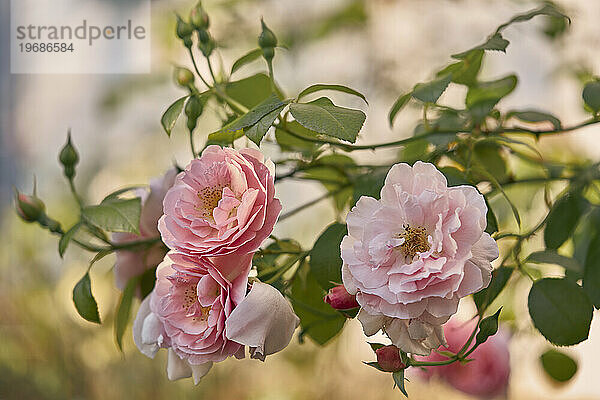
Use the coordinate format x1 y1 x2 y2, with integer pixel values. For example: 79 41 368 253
398 224 430 260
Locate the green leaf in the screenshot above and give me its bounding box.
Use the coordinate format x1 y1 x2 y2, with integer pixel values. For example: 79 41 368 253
452 33 509 59
225 73 282 109
139 267 157 299
115 277 138 351
540 349 578 383
222 94 287 133
474 142 508 182
245 105 286 146
289 97 366 143
528 278 593 346
388 92 412 127
440 166 468 187
583 233 600 308
101 186 145 203
526 251 583 276
473 267 513 314
302 154 355 211
412 74 452 103
484 196 499 235
544 192 586 249
206 128 245 146
73 272 101 324
466 75 518 112
495 4 570 33
310 223 347 291
368 342 385 352
363 361 384 372
297 84 368 104
438 50 484 85
161 96 188 137
59 222 81 258
582 81 600 113
82 198 142 234
507 110 562 130
475 308 501 345
230 48 262 75
290 265 346 345
392 369 409 397
352 168 388 205
275 121 319 154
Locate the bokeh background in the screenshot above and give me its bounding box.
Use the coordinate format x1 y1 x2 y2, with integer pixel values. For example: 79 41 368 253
2 0 600 398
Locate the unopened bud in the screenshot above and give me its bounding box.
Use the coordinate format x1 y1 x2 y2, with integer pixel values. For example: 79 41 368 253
324 284 359 310
175 67 195 87
59 132 79 179
376 345 406 372
197 29 210 44
190 3 209 30
14 188 46 223
176 15 194 40
185 95 204 119
198 37 215 57
258 18 277 49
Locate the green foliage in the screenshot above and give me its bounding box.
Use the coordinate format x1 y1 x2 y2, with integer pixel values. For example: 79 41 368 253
83 198 142 234
582 80 600 114
225 73 282 109
528 278 593 346
466 75 517 115
218 94 289 146
392 369 409 397
297 84 368 104
290 264 346 345
289 97 366 143
388 92 411 127
161 96 189 136
507 110 561 130
301 154 355 211
526 251 583 277
544 192 587 249
473 267 513 314
73 272 101 324
412 74 452 104
230 48 262 75
583 233 600 308
310 223 347 291
275 121 320 155
59 222 81 258
115 277 137 351
540 349 578 383
475 308 501 345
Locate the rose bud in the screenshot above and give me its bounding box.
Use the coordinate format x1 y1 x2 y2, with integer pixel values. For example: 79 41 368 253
174 67 195 87
324 284 359 310
14 188 45 223
376 345 406 372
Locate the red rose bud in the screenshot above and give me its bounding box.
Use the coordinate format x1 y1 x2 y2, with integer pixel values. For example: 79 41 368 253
376 345 406 372
324 285 359 310
14 189 46 223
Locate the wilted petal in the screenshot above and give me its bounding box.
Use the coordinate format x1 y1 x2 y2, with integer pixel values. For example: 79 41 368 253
167 348 192 381
133 296 162 358
191 362 213 385
225 282 299 360
357 308 386 336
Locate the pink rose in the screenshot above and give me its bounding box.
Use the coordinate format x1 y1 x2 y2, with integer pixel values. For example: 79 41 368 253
341 162 499 354
324 284 360 310
133 252 299 383
376 345 406 372
113 169 177 290
417 319 510 398
158 146 282 258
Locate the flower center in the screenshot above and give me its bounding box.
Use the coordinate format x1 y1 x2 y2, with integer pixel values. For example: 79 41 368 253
197 184 225 221
398 224 430 260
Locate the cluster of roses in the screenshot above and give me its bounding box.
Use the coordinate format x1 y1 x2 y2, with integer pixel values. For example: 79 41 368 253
118 146 298 383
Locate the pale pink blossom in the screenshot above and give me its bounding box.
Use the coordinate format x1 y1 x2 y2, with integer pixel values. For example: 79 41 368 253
159 146 282 259
113 169 177 290
342 162 499 354
133 253 299 383
416 318 510 398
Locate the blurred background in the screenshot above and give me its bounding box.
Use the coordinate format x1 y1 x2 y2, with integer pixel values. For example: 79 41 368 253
2 0 600 398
